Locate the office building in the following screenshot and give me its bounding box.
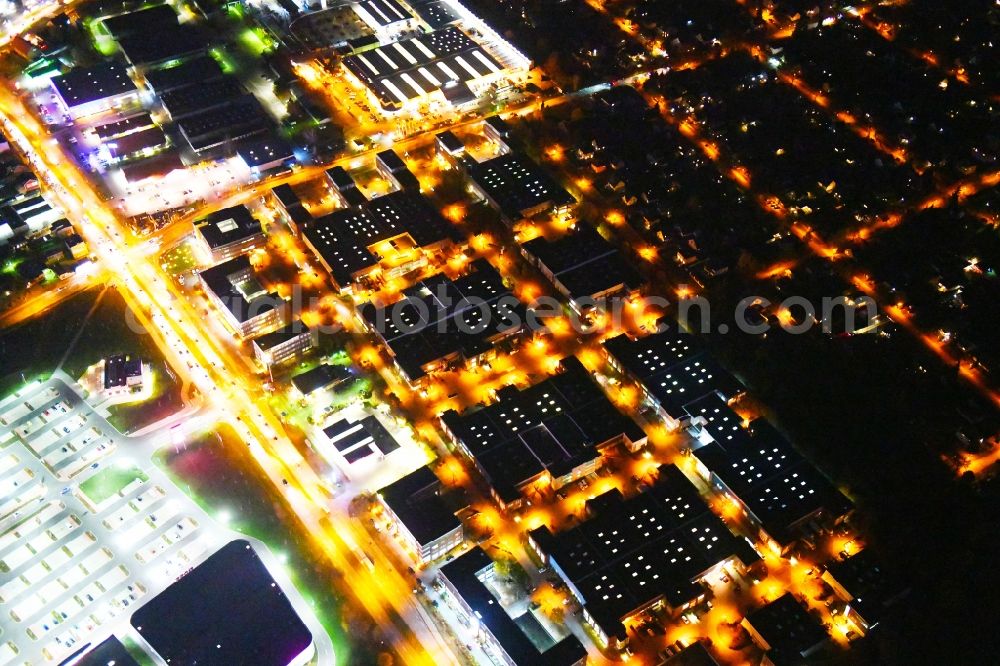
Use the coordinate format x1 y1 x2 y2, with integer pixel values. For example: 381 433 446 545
198 255 285 338
195 205 266 263
377 466 464 563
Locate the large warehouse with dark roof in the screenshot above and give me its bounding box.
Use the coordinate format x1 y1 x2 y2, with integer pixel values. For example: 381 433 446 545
131 540 314 666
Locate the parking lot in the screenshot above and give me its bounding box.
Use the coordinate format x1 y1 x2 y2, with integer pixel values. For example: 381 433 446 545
0 376 225 664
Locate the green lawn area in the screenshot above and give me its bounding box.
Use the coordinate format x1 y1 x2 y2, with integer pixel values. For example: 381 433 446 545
107 362 185 434
160 240 200 275
155 426 380 665
0 287 185 427
80 464 149 505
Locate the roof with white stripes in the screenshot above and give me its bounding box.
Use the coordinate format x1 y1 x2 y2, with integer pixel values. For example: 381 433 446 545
354 0 412 28
343 27 503 107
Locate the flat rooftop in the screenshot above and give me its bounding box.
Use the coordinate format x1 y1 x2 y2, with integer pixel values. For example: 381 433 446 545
322 414 400 463
358 259 531 382
121 151 184 183
93 113 154 140
195 205 263 250
663 641 721 665
441 357 645 502
102 4 178 38
603 330 744 417
379 465 461 546
161 78 245 119
143 55 226 94
326 165 357 192
302 189 457 286
376 148 407 173
440 547 589 665
466 152 575 220
51 59 138 108
604 329 703 381
237 134 294 168
131 540 313 666
693 419 853 544
290 363 352 395
530 465 760 642
272 183 304 210
436 130 465 154
744 593 827 661
106 126 166 157
343 27 504 107
103 353 142 390
521 225 641 301
252 320 309 351
176 96 270 150
116 20 208 66
199 255 281 324
824 549 909 627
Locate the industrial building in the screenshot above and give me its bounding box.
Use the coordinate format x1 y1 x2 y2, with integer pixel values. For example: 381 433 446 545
603 328 744 429
302 189 459 292
342 27 511 112
465 152 575 224
358 259 533 386
741 594 828 664
131 540 315 666
691 414 854 554
101 5 208 68
440 357 646 509
527 465 760 650
438 547 589 666
520 225 642 314
353 0 419 40
50 59 139 119
176 96 272 154
822 549 910 634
